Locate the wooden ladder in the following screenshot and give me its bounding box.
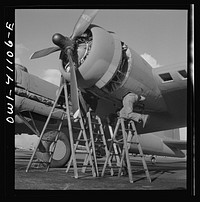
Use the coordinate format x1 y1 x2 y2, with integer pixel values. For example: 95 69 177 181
26 83 67 172
65 107 97 178
81 109 113 177
26 80 96 179
101 117 151 183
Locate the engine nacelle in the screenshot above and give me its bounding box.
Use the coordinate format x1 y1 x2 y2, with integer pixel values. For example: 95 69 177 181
59 25 122 89
60 25 166 113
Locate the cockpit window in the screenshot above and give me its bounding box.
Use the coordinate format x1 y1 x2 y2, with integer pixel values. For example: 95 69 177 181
159 72 173 82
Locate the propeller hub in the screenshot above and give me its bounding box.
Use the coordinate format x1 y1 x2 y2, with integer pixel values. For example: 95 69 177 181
52 33 73 50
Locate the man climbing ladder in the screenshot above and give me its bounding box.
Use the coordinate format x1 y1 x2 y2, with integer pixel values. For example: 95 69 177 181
119 92 149 127
101 92 151 183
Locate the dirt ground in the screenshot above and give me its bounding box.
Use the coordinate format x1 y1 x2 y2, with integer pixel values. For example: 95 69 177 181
14 149 187 190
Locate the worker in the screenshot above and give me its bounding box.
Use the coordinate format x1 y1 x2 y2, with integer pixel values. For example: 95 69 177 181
119 92 149 127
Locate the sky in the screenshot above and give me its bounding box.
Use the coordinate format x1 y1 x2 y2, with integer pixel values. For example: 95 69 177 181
15 9 187 140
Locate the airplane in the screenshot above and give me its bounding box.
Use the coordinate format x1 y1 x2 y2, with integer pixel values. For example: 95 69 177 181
15 10 187 167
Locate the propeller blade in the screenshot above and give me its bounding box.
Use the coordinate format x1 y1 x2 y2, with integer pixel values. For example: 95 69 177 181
30 47 60 59
71 9 99 40
66 49 80 114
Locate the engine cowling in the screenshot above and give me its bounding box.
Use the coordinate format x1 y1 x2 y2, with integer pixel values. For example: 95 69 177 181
59 25 122 89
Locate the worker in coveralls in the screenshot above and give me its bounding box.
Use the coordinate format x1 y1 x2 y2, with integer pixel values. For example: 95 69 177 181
119 92 149 127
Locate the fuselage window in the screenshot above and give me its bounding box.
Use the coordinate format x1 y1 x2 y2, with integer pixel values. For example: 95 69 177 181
178 70 187 79
159 72 173 83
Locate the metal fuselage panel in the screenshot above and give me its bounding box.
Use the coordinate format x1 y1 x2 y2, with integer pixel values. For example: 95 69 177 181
106 47 167 113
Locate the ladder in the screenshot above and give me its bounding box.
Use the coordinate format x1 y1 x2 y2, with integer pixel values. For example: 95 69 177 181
26 83 67 172
101 117 151 183
65 108 97 178
26 80 96 179
81 109 113 177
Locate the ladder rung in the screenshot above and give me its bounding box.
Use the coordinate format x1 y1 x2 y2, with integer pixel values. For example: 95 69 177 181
41 139 57 143
110 152 121 156
75 151 89 154
36 150 54 155
80 165 93 167
73 126 83 130
74 139 86 142
107 165 121 168
33 161 50 164
113 140 123 144
93 132 104 136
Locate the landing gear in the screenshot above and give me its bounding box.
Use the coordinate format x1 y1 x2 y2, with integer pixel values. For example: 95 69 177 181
36 130 71 167
151 155 156 164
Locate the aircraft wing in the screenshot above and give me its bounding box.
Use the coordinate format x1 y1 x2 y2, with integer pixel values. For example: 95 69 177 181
163 139 187 150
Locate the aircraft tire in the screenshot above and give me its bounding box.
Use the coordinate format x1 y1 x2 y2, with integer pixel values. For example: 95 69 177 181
36 130 71 168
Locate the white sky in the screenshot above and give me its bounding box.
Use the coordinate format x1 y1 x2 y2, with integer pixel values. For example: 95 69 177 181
15 9 187 75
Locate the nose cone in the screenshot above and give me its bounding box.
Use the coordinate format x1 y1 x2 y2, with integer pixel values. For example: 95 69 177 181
52 33 72 50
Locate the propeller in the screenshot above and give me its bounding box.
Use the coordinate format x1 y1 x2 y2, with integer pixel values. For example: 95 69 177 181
30 9 99 115
71 9 98 40
30 9 98 60
30 46 60 59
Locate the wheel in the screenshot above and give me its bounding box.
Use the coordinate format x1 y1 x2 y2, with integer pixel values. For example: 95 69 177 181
151 156 156 164
36 130 71 168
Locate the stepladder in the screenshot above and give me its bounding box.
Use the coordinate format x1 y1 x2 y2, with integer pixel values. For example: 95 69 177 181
65 109 97 178
81 110 113 177
26 83 68 172
26 80 95 178
101 117 151 183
